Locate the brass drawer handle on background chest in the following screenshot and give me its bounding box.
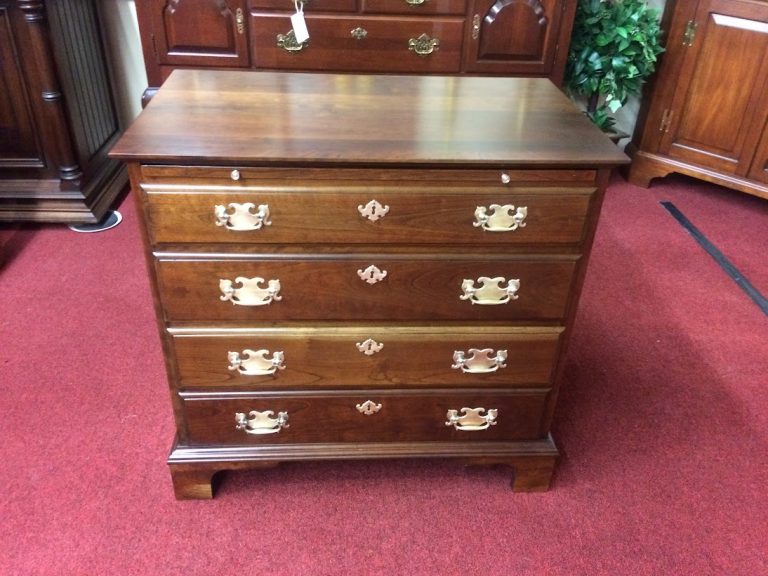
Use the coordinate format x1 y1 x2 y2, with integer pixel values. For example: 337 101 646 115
473 204 527 232
357 264 387 284
451 348 507 373
235 8 245 35
445 408 498 431
408 33 439 56
219 276 282 306
214 202 271 231
356 400 382 415
350 27 368 40
277 30 309 52
358 199 389 222
235 410 289 435
228 349 286 376
460 276 520 305
405 0 428 4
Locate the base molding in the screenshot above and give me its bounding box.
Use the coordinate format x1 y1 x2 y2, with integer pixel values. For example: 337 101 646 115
625 149 768 200
0 160 128 223
168 438 560 499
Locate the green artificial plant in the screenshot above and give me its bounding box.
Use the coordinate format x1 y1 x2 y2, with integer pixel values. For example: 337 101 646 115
564 0 665 132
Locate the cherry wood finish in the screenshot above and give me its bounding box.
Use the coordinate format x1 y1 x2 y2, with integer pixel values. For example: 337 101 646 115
135 0 577 101
111 70 627 498
182 390 550 444
143 181 594 246
155 256 577 321
0 0 127 222
170 326 563 389
627 0 768 200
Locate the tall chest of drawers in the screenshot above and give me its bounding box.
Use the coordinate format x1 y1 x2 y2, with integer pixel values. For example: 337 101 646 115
111 70 627 499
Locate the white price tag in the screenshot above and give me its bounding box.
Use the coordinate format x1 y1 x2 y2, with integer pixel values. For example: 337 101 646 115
291 1 309 43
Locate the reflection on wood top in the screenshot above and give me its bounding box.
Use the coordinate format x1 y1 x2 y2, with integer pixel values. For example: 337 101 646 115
111 70 629 166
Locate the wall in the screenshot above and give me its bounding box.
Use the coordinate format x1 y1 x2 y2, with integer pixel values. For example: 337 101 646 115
99 0 146 127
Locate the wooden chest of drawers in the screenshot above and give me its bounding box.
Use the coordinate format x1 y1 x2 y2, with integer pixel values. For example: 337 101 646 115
111 70 627 499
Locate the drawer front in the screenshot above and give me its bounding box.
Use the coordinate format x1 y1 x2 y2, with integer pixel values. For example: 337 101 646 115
250 14 463 72
142 185 593 246
156 256 577 321
362 0 467 15
170 326 563 389
249 0 358 11
182 390 549 444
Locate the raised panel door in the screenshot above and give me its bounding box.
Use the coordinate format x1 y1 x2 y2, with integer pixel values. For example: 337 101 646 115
659 0 768 176
150 0 249 67
0 4 43 170
463 0 562 75
748 121 768 184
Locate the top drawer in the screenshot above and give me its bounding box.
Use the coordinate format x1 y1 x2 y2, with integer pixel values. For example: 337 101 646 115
139 167 596 246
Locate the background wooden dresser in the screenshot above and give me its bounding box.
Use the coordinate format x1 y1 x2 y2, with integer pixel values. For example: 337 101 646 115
0 0 126 223
627 0 768 200
111 69 627 499
135 0 578 102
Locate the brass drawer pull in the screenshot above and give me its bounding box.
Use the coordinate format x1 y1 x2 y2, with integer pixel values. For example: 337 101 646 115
214 202 271 231
277 30 309 52
460 276 520 305
219 276 282 306
452 348 507 373
230 169 241 181
473 204 527 232
235 8 245 35
358 199 389 222
235 410 289 435
405 0 428 4
356 400 382 415
445 407 498 431
351 26 368 40
228 349 285 376
357 264 387 284
408 33 439 56
356 338 384 355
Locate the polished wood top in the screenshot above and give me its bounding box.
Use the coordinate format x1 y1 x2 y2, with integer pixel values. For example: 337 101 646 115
111 70 628 166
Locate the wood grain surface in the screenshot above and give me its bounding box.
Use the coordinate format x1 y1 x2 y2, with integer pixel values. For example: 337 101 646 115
110 70 629 166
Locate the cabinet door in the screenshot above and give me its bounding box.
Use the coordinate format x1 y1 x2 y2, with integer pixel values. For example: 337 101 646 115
748 122 768 185
0 4 43 171
150 0 249 67
463 0 563 75
659 0 768 177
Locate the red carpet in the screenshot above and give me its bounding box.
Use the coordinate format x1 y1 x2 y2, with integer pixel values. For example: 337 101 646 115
1 174 766 575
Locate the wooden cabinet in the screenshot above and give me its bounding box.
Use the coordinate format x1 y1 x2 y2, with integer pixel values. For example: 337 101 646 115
136 0 577 100
110 70 627 499
627 0 768 200
148 0 249 68
0 0 126 223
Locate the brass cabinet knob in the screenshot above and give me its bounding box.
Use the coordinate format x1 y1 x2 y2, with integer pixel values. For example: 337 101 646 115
351 27 368 40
